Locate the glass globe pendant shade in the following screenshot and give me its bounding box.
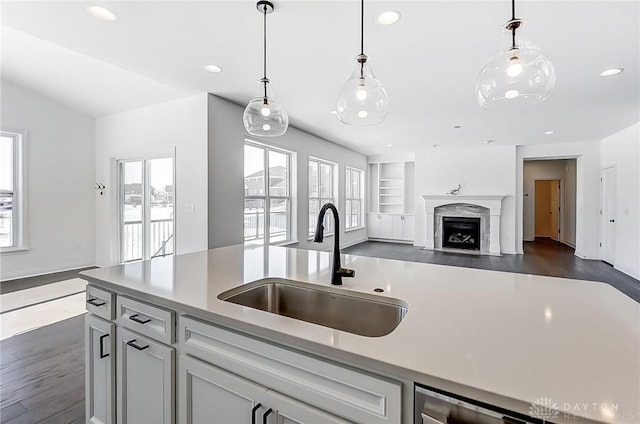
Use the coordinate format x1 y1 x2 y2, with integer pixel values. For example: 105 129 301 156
243 78 289 137
336 54 389 125
475 21 556 109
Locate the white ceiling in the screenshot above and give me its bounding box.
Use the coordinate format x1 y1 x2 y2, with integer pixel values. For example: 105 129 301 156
2 1 638 155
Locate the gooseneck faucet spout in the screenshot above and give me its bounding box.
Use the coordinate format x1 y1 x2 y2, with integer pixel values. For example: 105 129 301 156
313 203 355 285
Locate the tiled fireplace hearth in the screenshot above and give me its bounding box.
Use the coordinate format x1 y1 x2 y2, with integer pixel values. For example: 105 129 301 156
422 195 505 256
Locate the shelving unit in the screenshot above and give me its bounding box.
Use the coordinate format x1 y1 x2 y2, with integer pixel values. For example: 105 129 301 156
367 160 416 243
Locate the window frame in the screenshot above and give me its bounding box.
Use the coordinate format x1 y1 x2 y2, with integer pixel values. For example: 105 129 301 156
244 140 294 246
345 166 365 231
0 130 27 253
308 157 337 238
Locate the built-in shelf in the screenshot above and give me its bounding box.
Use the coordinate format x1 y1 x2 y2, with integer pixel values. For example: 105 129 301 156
368 160 415 216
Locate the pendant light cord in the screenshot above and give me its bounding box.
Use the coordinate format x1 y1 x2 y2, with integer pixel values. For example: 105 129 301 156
263 3 268 98
360 0 364 56
511 0 517 49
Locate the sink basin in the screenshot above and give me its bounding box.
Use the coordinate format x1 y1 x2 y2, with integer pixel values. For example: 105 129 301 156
218 279 408 337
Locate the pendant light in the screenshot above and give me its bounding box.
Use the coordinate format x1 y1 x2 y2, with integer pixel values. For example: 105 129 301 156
475 0 555 108
243 1 288 137
336 0 389 125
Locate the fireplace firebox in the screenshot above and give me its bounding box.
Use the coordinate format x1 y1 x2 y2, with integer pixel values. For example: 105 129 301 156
442 217 481 251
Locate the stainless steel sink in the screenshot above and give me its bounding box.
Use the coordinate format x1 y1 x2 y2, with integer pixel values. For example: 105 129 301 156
218 279 408 337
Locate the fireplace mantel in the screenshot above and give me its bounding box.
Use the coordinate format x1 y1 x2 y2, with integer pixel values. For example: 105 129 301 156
422 195 505 255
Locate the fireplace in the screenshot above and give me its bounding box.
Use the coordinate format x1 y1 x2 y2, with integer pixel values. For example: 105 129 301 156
442 217 481 251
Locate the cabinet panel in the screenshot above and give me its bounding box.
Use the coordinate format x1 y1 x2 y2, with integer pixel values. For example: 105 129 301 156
85 314 115 424
391 215 403 240
86 285 116 320
180 355 266 424
267 390 349 424
117 327 175 424
403 215 415 241
117 296 175 344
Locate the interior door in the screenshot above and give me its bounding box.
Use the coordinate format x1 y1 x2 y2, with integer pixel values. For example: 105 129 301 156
550 181 560 241
534 180 552 237
601 167 617 264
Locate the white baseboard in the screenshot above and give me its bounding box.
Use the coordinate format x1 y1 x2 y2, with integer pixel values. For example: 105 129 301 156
341 238 369 249
562 241 576 249
614 264 640 281
0 261 96 282
523 237 535 242
367 238 414 245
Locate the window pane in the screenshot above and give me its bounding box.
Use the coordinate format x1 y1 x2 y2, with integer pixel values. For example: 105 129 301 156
320 163 332 198
244 199 265 245
309 199 319 236
244 144 265 195
352 170 360 199
270 198 288 244
309 160 318 198
149 158 174 257
352 200 361 227
321 198 334 233
122 161 143 262
345 200 351 229
345 169 351 198
0 136 14 248
269 150 288 197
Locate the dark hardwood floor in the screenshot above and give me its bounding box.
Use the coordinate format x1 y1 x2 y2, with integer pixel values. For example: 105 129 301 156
0 315 85 424
343 238 640 302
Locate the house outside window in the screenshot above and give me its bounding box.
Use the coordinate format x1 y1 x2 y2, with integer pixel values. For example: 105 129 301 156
345 167 364 229
244 141 293 245
0 130 25 252
309 157 336 237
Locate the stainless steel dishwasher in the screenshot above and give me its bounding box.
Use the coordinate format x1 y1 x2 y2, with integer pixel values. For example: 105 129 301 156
415 385 550 424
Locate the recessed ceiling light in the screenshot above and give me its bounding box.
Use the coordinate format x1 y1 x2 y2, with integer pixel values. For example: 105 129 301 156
377 11 401 25
385 144 393 147
484 140 495 144
600 68 624 77
86 5 117 22
453 125 461 129
430 144 439 148
204 65 223 73
544 131 555 135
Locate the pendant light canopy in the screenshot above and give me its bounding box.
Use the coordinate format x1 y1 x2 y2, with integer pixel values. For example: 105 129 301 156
243 1 288 137
336 0 388 125
475 0 555 109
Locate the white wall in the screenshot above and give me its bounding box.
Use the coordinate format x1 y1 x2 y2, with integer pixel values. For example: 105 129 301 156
208 95 368 250
600 122 640 280
516 141 600 258
0 79 96 280
95 94 209 266
523 159 577 246
414 145 518 254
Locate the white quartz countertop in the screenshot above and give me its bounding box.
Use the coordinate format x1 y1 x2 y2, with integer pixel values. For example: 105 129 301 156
81 245 640 424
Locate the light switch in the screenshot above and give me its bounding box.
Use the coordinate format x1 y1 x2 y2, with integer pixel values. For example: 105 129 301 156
185 204 195 213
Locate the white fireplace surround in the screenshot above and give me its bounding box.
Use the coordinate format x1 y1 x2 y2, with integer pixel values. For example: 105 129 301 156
423 195 505 255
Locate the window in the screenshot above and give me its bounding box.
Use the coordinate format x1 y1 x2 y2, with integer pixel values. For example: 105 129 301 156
309 157 336 237
119 157 175 263
244 142 292 245
0 131 25 251
345 167 364 229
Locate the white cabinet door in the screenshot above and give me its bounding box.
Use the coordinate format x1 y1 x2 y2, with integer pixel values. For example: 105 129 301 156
118 327 175 424
179 355 267 424
266 390 350 424
85 314 116 424
391 215 403 240
402 215 415 241
379 215 392 239
368 214 381 238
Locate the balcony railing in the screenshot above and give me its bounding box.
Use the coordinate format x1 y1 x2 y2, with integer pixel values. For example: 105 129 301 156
244 211 287 241
123 218 174 262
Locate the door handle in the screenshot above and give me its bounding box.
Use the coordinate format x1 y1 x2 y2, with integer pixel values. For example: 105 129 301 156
251 403 262 424
610 219 615 223
126 339 150 351
129 314 151 324
262 408 273 424
99 334 109 358
87 298 106 307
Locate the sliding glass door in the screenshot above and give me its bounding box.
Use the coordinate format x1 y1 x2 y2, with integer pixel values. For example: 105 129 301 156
119 157 174 263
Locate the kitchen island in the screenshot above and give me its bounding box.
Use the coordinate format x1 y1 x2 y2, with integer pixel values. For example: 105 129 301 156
80 244 640 424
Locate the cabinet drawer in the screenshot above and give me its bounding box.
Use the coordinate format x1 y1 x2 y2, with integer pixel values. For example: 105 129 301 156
180 316 401 424
86 285 116 320
117 296 175 344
